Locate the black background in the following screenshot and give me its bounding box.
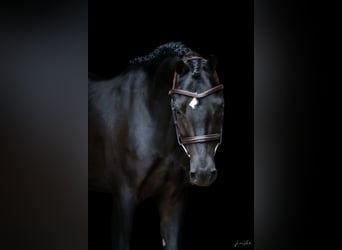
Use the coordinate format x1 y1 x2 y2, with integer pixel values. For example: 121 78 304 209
88 1 254 250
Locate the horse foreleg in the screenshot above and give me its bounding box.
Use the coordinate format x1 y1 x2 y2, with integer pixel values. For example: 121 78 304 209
157 192 186 250
111 188 135 250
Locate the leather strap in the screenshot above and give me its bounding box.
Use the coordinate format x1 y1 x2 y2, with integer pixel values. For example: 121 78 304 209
169 84 224 98
181 133 221 145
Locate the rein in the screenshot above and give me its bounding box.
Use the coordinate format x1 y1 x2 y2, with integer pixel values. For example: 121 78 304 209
168 56 224 158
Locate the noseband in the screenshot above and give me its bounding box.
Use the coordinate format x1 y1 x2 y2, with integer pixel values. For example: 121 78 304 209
168 56 224 158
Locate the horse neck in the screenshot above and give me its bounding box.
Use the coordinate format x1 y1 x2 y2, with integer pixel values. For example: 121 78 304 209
146 57 178 144
149 57 178 99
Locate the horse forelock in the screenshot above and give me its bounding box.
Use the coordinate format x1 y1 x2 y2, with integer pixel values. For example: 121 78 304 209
176 57 220 94
185 58 203 78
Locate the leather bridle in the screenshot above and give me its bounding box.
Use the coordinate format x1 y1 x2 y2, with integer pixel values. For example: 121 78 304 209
168 56 224 158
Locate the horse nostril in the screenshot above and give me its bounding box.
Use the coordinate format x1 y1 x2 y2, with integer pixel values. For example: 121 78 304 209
190 172 196 180
210 169 217 182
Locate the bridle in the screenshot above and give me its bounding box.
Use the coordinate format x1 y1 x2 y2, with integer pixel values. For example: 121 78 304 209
168 56 224 158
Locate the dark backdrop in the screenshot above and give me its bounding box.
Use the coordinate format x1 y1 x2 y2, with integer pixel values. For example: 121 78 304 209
88 1 253 250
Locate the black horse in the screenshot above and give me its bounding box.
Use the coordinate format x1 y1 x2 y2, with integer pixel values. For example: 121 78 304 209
89 42 225 250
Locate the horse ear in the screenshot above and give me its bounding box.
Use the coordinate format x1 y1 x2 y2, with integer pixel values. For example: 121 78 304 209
207 54 218 71
175 60 186 74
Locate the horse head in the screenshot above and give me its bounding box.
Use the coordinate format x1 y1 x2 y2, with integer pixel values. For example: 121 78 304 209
169 55 224 186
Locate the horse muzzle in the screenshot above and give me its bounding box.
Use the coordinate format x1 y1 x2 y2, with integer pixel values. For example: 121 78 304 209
189 157 217 186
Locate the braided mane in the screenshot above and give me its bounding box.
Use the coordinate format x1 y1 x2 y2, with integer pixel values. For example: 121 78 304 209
130 42 196 64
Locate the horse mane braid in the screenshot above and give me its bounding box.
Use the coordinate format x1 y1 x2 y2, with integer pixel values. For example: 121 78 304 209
191 59 201 77
129 42 194 64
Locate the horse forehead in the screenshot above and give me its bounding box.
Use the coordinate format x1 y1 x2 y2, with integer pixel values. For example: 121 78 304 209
190 95 224 113
179 72 212 91
185 96 218 111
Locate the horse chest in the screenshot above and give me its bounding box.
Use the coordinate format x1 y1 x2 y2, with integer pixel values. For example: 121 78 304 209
136 158 185 202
